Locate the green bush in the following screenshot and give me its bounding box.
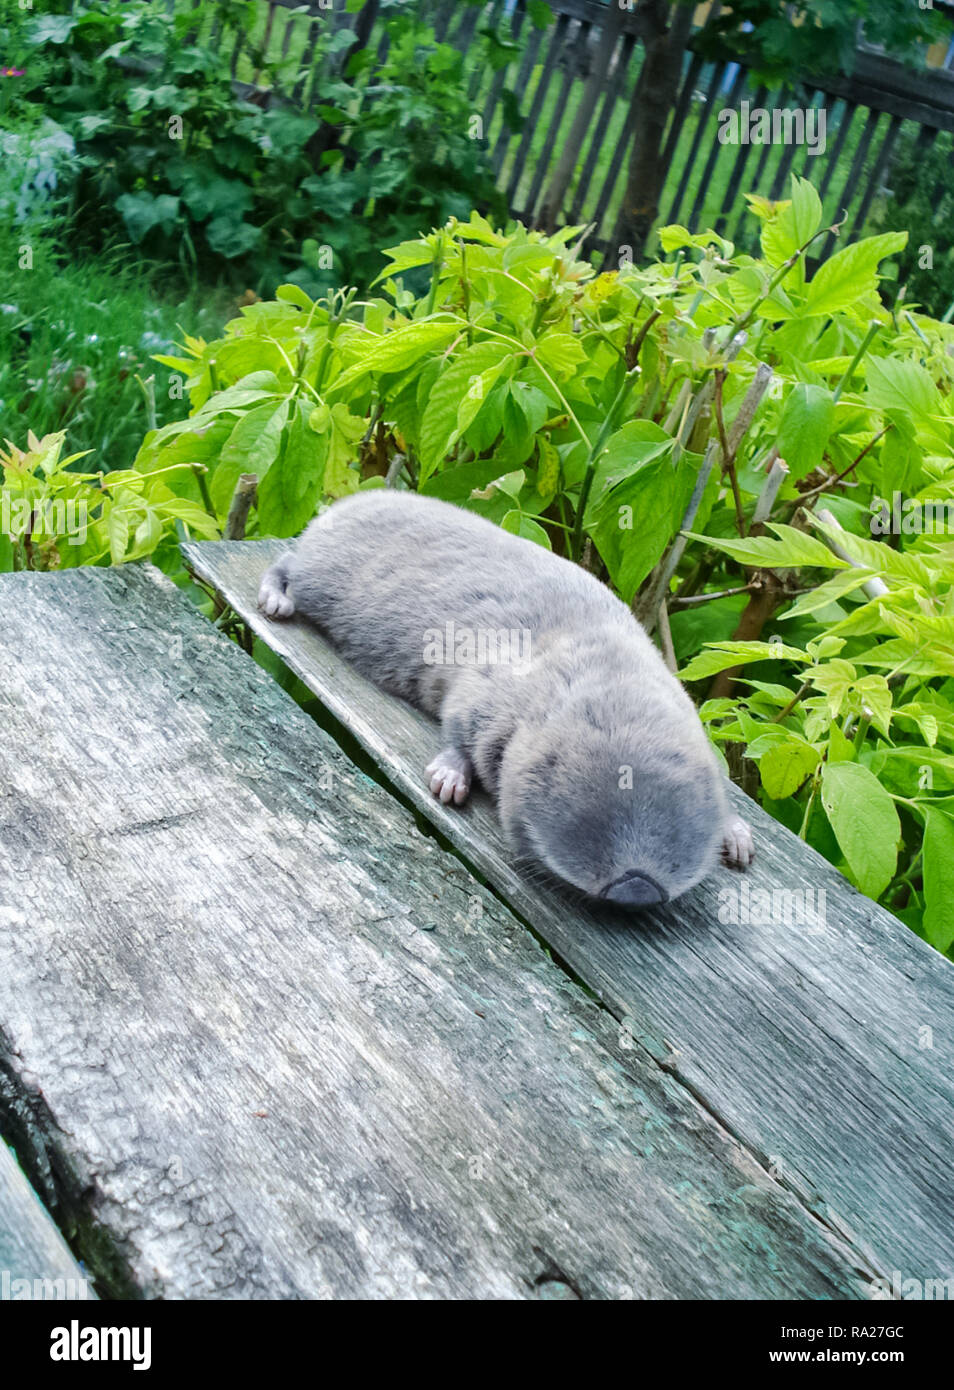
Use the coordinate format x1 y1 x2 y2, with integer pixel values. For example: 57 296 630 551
871 126 954 321
2 0 503 292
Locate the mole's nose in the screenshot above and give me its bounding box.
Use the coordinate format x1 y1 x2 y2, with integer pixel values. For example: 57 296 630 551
600 870 668 907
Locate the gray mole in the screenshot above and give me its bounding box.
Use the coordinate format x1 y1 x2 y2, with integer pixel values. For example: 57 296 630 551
259 490 754 907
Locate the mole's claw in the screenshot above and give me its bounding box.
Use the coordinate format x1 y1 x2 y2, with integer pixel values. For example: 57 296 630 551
425 749 473 808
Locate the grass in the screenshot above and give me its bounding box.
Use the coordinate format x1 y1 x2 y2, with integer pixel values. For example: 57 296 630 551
0 227 229 470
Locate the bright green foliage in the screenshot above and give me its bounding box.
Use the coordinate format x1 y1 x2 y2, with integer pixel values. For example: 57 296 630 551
1 0 503 291
30 176 954 955
0 429 218 573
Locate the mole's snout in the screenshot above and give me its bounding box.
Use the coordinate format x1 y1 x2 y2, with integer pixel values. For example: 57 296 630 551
600 870 668 908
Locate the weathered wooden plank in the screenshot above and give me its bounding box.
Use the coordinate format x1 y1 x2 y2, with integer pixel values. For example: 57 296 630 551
0 564 868 1300
0 1142 95 1301
492 24 544 178
185 538 954 1291
811 50 954 137
821 107 880 259
816 99 855 199
589 44 648 247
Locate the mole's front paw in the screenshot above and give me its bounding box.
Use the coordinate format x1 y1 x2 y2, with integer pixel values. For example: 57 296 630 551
258 567 295 619
722 814 755 870
425 749 473 807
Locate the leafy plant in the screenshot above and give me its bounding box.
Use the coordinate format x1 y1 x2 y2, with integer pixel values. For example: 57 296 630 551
871 126 954 322
3 0 503 292
0 429 218 574
128 177 954 954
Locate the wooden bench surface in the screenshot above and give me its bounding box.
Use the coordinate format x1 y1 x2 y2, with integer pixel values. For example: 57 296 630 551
0 1141 95 1300
0 562 873 1299
184 537 954 1293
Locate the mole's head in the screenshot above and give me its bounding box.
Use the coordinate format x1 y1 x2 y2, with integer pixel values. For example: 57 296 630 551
497 695 727 908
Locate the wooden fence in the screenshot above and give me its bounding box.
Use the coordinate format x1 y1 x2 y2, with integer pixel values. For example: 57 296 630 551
184 0 954 261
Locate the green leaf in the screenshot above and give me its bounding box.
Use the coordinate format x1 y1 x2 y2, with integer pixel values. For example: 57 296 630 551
759 739 820 800
153 498 220 539
921 809 954 952
684 523 849 572
106 506 130 565
374 238 436 283
534 332 587 378
536 437 560 497
335 319 460 390
865 355 941 420
211 401 290 515
256 400 326 537
803 233 907 318
820 761 900 899
778 383 835 481
789 175 823 248
679 640 808 682
115 192 181 243
588 445 697 602
583 421 674 520
206 217 261 259
323 403 366 498
501 511 551 548
780 569 873 621
26 14 77 43
419 342 514 482
527 0 554 28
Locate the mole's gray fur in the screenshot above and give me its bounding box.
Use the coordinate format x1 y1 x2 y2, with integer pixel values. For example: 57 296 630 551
259 490 754 907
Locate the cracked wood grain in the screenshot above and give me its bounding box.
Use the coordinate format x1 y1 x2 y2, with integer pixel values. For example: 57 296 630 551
184 537 954 1292
0 563 871 1299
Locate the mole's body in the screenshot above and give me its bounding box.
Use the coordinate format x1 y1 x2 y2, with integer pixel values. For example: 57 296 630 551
259 490 753 906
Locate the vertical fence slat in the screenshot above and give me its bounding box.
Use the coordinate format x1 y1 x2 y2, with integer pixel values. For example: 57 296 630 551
505 13 572 208
569 30 636 224
689 64 747 229
730 85 793 249
592 45 653 251
818 100 858 203
657 49 706 191
468 0 507 104
492 25 545 178
524 20 591 223
793 88 825 182
821 107 880 257
715 84 768 235
293 10 326 104
850 112 902 235
767 114 804 200
665 62 727 228
450 0 485 52
482 3 526 134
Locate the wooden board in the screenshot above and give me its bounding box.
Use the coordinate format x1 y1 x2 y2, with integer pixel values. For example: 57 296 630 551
0 1141 95 1301
185 537 954 1291
0 563 870 1299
